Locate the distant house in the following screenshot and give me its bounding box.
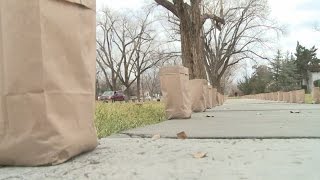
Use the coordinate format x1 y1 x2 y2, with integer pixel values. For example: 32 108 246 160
308 72 320 90
303 65 320 92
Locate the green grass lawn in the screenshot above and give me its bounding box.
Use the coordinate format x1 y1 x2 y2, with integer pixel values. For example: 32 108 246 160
305 94 313 104
95 101 165 138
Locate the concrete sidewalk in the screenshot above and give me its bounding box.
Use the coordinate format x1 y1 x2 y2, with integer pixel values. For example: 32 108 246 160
1 138 319 180
122 99 320 139
1 99 320 180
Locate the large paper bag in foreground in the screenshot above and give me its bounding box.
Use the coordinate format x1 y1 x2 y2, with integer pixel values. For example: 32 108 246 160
0 0 98 166
190 79 207 112
160 66 192 119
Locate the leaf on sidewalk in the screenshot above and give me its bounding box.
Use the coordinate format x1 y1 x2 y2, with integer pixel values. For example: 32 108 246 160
193 152 207 159
151 134 161 140
177 131 188 139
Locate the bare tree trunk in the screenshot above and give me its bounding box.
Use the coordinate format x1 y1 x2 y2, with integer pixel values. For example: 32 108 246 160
96 59 113 90
210 75 223 93
155 0 224 79
177 0 206 79
137 75 141 102
111 70 117 91
124 87 130 102
95 77 99 100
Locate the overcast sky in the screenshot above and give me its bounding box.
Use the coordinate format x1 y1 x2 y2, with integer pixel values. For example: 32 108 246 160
97 0 320 56
269 0 320 54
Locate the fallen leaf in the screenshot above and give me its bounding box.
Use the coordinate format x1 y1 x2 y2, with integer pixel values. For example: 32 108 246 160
177 131 187 139
152 134 161 140
89 160 100 164
193 152 207 159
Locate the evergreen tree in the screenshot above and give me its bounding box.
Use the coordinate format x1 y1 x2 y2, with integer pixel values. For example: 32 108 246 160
294 42 320 88
279 52 300 91
251 65 273 93
237 74 253 95
269 50 282 91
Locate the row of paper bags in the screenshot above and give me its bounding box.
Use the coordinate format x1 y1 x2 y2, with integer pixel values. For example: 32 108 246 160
241 88 320 104
160 66 225 120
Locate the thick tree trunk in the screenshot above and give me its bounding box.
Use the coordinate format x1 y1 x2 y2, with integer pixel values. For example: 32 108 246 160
111 71 117 91
155 0 224 79
210 75 223 93
137 75 141 102
179 1 206 79
95 78 99 100
96 60 112 90
124 87 130 102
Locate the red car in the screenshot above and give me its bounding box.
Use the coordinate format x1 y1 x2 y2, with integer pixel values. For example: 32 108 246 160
111 91 126 102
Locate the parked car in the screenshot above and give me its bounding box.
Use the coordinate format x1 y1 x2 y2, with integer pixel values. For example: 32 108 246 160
111 91 126 102
98 91 113 102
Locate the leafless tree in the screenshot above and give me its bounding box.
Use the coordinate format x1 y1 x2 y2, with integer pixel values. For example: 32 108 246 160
131 9 177 101
97 8 151 98
96 9 120 91
203 0 281 92
142 68 161 98
133 47 177 101
154 0 225 79
95 69 101 100
97 7 174 101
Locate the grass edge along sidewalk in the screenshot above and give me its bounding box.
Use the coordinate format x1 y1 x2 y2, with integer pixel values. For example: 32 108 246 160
95 102 165 138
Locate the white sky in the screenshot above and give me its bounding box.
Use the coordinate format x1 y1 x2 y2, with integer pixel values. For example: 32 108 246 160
97 0 320 57
268 0 320 55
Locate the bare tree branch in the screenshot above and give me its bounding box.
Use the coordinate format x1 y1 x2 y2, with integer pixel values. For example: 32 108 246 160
203 0 282 92
155 0 179 17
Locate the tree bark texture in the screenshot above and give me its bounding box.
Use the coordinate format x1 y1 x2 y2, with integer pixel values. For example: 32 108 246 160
155 0 215 79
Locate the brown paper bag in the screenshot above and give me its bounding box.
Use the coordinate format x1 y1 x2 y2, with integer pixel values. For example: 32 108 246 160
289 91 297 103
275 92 279 101
219 93 224 105
312 87 320 104
295 90 305 103
266 93 270 100
0 0 98 166
190 79 207 112
216 92 221 105
160 66 192 119
212 88 217 107
207 85 213 109
283 92 290 102
278 91 283 101
203 84 209 109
